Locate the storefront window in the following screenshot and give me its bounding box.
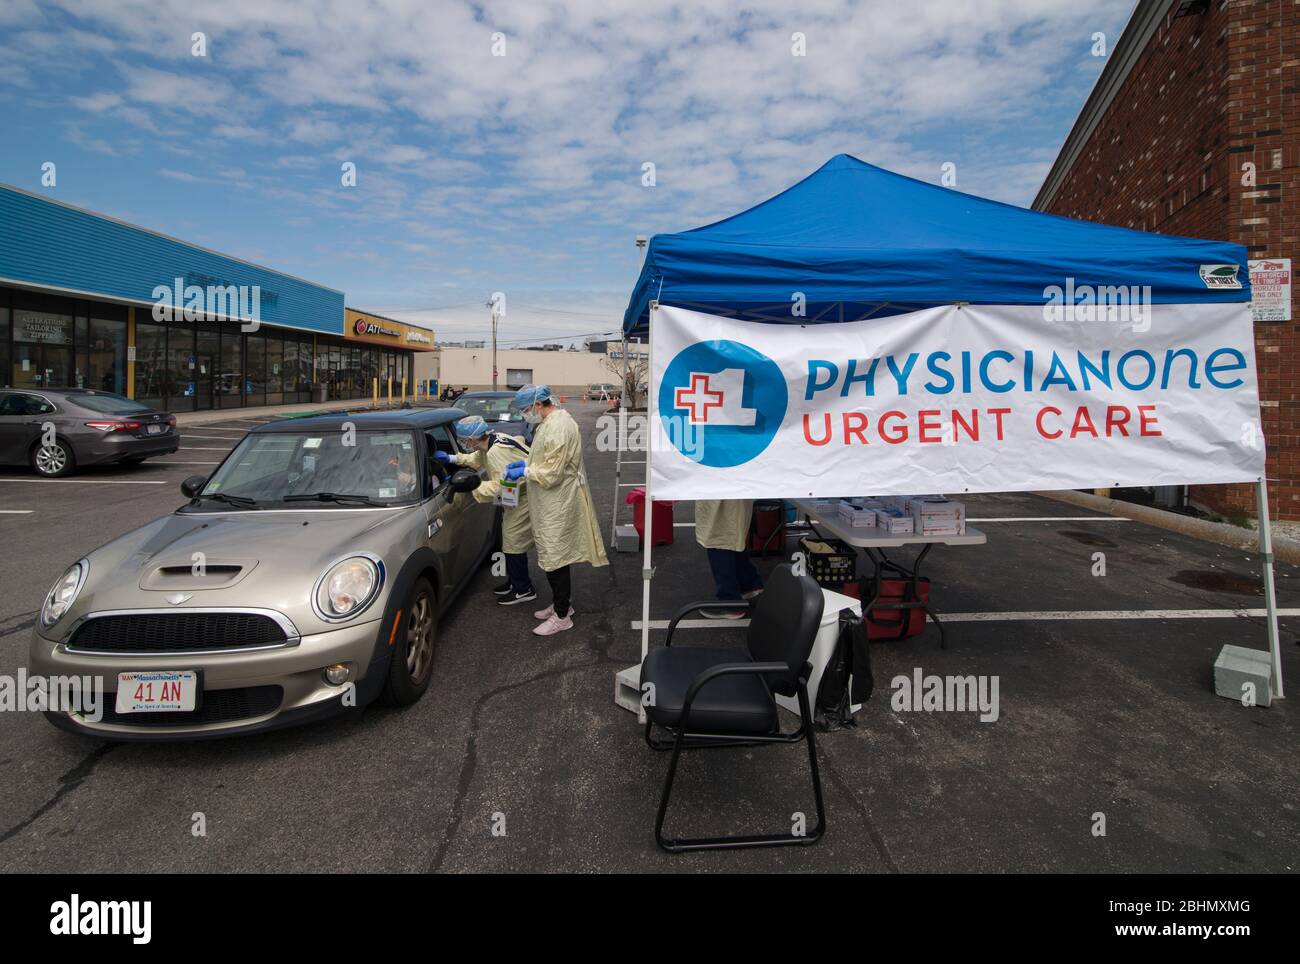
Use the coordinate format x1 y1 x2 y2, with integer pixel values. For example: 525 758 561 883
11 293 75 389
0 296 9 389
134 320 166 407
327 344 340 398
87 313 127 395
75 315 88 388
298 336 314 395
168 322 195 409
265 336 283 406
282 337 298 395
219 325 242 408
362 347 377 396
245 333 266 406
195 323 220 410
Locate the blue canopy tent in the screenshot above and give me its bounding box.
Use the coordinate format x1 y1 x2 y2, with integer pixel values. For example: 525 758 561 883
613 154 1280 713
623 153 1248 337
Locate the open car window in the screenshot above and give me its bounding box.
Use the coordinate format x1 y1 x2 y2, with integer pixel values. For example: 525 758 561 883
425 425 459 496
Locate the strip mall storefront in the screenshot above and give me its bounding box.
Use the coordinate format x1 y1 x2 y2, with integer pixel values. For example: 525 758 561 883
340 308 436 399
0 184 433 411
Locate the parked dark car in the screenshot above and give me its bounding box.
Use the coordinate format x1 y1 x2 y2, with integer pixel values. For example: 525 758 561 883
0 388 179 477
452 390 528 437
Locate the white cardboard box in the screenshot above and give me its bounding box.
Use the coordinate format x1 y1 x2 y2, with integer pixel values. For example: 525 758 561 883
877 508 914 535
910 497 965 535
837 503 877 527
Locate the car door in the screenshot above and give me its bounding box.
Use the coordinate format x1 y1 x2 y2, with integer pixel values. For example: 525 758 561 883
0 392 49 464
422 425 475 597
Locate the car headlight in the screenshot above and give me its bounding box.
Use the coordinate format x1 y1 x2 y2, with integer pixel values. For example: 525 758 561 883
313 555 383 621
42 560 88 628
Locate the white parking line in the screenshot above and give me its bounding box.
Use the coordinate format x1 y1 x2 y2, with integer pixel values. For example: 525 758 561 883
0 509 34 514
967 516 1131 522
632 607 1300 630
0 478 166 485
162 461 221 465
938 608 1300 621
181 435 242 441
179 446 235 451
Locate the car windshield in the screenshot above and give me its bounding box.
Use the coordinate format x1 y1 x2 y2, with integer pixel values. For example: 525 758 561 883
72 393 153 414
200 429 422 506
458 396 518 421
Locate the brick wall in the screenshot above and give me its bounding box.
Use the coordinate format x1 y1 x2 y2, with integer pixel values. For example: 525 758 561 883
1043 0 1298 519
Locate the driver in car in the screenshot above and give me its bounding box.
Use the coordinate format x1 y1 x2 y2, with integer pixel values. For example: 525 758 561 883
384 445 418 497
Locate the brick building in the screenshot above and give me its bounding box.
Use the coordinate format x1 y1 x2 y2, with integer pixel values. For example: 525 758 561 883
1034 0 1297 519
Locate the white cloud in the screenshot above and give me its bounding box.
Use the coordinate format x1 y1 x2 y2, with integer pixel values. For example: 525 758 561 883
7 0 1130 337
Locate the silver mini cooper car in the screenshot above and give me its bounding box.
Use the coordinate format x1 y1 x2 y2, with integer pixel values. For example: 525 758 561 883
30 407 498 740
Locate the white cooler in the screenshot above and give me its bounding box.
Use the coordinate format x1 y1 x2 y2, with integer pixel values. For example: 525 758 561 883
775 586 863 718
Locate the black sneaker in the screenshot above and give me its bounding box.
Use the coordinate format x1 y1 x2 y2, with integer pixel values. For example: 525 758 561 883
497 588 538 606
492 581 513 596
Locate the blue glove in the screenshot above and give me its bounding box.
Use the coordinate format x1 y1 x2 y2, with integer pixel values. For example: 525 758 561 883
433 451 452 463
504 461 527 481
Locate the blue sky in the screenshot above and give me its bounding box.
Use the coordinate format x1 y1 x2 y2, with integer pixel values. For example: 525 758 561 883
0 0 1134 343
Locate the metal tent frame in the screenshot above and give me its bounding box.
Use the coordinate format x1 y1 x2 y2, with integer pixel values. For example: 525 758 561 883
614 300 1286 717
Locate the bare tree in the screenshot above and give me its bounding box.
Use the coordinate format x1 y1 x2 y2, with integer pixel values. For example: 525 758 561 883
601 342 648 408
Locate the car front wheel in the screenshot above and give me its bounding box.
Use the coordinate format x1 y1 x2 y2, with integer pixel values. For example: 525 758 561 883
379 577 438 706
31 438 75 477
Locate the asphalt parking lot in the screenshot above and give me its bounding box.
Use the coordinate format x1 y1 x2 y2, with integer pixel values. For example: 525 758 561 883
1 401 1297 873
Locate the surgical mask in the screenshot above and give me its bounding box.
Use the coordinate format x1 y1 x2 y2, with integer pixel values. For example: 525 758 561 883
522 407 542 425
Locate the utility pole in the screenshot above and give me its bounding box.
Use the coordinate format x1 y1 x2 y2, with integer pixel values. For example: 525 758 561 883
486 294 502 390
632 236 648 406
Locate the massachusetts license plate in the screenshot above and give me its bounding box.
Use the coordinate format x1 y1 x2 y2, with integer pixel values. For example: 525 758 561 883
115 671 198 713
146 424 162 434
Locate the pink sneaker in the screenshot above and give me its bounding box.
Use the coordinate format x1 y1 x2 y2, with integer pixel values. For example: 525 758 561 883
534 604 575 620
532 614 574 636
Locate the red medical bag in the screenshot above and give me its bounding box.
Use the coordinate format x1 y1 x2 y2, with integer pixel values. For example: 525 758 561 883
842 575 931 641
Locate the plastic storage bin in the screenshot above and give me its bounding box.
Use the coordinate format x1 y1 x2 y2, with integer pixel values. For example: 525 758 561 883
749 500 787 556
626 487 674 546
798 535 857 587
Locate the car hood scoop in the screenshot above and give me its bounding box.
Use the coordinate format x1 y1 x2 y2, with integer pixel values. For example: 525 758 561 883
139 559 258 591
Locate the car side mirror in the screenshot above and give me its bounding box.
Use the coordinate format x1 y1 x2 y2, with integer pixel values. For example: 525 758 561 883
450 468 481 494
181 475 207 498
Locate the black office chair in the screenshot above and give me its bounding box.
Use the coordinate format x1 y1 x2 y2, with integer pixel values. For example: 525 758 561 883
640 563 827 852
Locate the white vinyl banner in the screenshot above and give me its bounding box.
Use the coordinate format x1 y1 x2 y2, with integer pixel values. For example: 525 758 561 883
648 303 1266 500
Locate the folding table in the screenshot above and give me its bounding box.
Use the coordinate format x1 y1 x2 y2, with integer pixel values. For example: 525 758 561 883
791 499 987 648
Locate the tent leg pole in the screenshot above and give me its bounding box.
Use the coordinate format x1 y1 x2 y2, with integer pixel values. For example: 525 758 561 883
615 314 654 721
1255 478 1285 699
609 344 630 547
609 396 625 547
638 326 655 724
